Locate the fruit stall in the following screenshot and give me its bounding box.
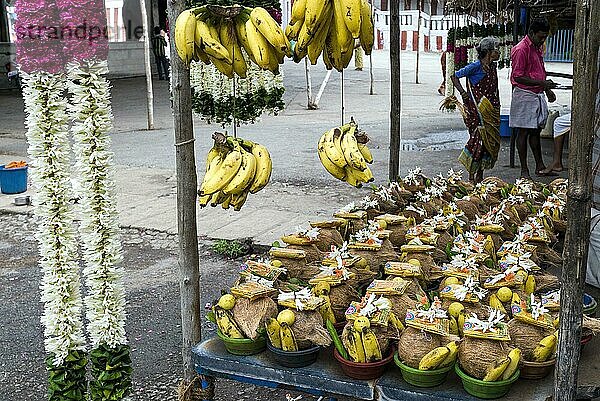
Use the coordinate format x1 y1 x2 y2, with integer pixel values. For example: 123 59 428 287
165 0 600 401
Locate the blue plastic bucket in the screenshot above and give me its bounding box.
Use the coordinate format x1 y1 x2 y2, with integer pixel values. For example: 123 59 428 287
0 165 28 194
500 115 511 137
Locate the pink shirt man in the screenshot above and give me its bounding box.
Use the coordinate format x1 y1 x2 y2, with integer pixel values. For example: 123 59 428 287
510 35 547 93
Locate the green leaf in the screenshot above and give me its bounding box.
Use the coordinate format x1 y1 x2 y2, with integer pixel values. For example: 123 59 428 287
206 310 217 324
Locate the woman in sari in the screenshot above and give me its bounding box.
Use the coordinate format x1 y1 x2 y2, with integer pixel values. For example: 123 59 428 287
451 37 501 184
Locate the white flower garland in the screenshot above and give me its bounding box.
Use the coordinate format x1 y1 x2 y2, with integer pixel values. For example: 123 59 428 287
67 60 127 348
23 72 87 365
444 52 455 97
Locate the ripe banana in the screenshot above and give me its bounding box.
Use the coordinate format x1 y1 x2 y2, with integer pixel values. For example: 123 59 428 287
341 0 362 38
208 54 234 78
223 148 256 195
359 0 374 55
501 348 521 380
341 125 367 171
525 274 536 295
210 191 228 207
357 143 373 163
200 145 243 196
361 328 382 362
231 191 249 211
174 9 197 64
214 307 245 339
438 341 458 368
265 318 282 348
449 316 459 335
194 44 211 64
279 322 298 352
318 294 336 324
531 333 557 362
248 143 272 193
245 19 271 69
388 312 405 331
250 7 290 56
285 21 303 41
195 18 232 64
322 128 348 168
307 12 332 64
198 194 211 207
221 193 232 209
333 0 353 54
342 326 365 362
290 0 307 25
483 357 511 381
458 312 465 336
324 20 344 71
219 20 247 78
304 0 329 34
235 12 258 65
419 346 450 370
489 294 507 314
318 131 346 180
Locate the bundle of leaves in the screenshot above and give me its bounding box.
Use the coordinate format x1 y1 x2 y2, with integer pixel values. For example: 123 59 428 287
46 351 87 401
88 344 133 401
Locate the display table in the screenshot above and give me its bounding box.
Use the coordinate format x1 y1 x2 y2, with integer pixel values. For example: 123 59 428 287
192 336 600 401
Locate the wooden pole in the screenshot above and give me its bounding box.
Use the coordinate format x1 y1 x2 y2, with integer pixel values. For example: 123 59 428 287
140 0 154 130
415 0 420 84
389 0 401 181
554 0 599 399
369 0 375 95
305 58 315 109
167 0 201 388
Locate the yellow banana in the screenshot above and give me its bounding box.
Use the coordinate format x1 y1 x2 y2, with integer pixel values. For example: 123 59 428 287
208 54 234 78
285 21 303 41
322 128 348 168
347 165 373 184
333 0 353 53
268 248 306 259
531 333 557 362
483 357 511 381
232 191 249 211
244 19 271 69
290 0 307 25
198 193 211 207
489 294 507 314
340 42 355 69
341 126 367 171
318 131 346 180
344 166 363 188
267 41 283 72
221 193 233 209
250 7 290 56
361 328 382 362
194 44 211 64
235 12 258 65
174 9 196 64
388 312 405 331
195 19 232 63
223 148 256 195
248 143 272 194
322 45 333 69
342 325 367 363
449 316 459 335
359 0 374 55
304 0 329 33
281 234 314 245
265 318 282 348
200 152 224 191
341 0 362 38
318 295 336 324
511 292 521 305
279 322 298 351
419 346 450 370
525 274 536 295
219 20 247 78
458 312 465 337
214 307 245 339
501 349 521 380
307 12 332 64
324 19 343 71
210 191 227 207
438 341 458 368
200 146 243 196
357 143 373 163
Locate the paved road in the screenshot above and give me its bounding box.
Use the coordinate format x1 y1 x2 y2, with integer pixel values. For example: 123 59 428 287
0 51 573 244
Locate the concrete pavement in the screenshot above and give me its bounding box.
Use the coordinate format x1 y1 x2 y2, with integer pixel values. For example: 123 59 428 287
0 51 573 244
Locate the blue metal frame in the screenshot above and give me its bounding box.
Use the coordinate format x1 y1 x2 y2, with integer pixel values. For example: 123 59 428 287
544 29 574 63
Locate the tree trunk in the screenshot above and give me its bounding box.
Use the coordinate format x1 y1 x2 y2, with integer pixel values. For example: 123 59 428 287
167 0 201 385
389 0 401 181
554 0 599 400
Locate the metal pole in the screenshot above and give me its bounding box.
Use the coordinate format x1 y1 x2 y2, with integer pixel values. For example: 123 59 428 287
140 0 154 130
389 0 401 181
415 0 421 84
369 0 375 95
167 0 201 392
554 0 599 399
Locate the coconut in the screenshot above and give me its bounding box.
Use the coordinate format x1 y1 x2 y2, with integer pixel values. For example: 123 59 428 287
388 293 421 324
388 224 408 247
441 299 492 320
329 284 362 321
536 244 562 269
292 310 332 349
507 319 555 362
534 272 560 293
287 244 325 263
397 327 444 368
414 201 437 217
482 176 508 188
313 228 344 252
232 296 278 340
403 209 427 224
455 199 479 221
458 337 511 379
281 260 321 281
370 323 402 355
404 252 437 281
351 239 398 273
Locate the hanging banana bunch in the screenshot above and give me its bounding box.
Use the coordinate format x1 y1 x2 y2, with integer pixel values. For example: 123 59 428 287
286 0 374 71
317 119 374 187
175 5 291 76
198 132 273 211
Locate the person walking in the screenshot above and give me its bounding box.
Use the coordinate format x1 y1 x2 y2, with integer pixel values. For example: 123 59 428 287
509 18 557 178
151 26 169 81
450 37 501 184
